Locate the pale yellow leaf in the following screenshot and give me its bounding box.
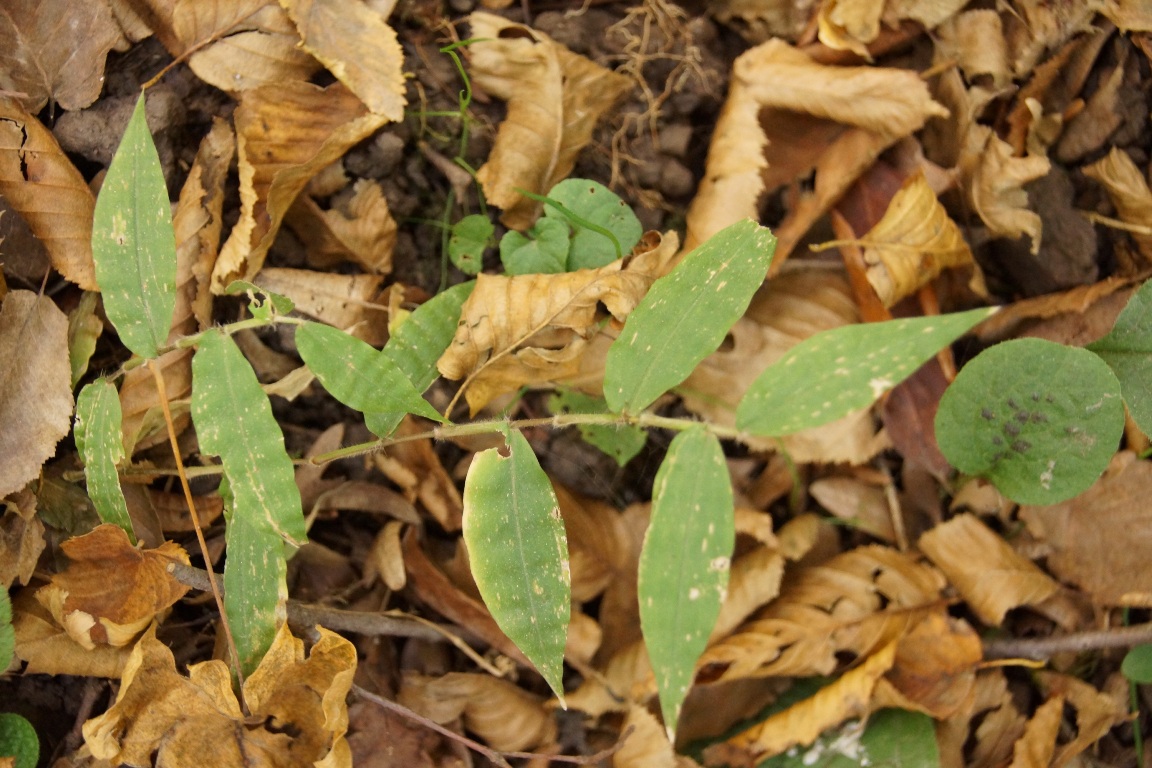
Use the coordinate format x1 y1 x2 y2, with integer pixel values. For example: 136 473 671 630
1006 695 1062 768
871 610 981 719
1083 146 1152 264
1039 671 1128 766
935 10 1011 90
958 125 1050 255
816 0 882 58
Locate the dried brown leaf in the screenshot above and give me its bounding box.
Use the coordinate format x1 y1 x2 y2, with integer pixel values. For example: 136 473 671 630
872 610 981 719
0 291 73 498
1102 0 1152 30
712 544 785 641
1039 671 1128 765
12 588 131 678
937 671 1025 768
612 705 702 768
809 476 896 543
0 99 97 290
469 12 632 229
934 10 1010 89
372 417 463 531
118 348 193 455
959 125 1050 255
254 267 387 345
1084 146 1152 264
289 180 396 274
1007 695 1062 768
0 488 45 587
918 513 1059 625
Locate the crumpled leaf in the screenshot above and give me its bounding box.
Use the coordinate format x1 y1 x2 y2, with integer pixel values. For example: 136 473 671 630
213 81 388 291
1083 146 1152 264
438 231 678 414
0 98 97 290
82 622 355 767
288 179 396 274
469 12 632 229
0 488 45 588
935 10 1012 90
0 0 122 112
0 291 74 498
958 124 1051 255
613 705 703 768
279 0 405 119
12 588 131 678
1037 671 1128 766
918 513 1059 625
35 525 189 649
683 38 948 260
817 0 967 58
255 267 387 346
872 610 982 719
398 671 556 752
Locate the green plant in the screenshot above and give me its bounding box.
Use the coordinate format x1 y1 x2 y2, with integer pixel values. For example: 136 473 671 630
0 712 38 768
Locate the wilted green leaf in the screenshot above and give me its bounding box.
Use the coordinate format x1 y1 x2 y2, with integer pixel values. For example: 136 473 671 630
91 92 176 360
75 378 134 542
605 219 775 414
1087 278 1152 435
640 427 733 741
500 217 570 275
0 713 39 768
936 338 1123 505
463 427 569 702
737 307 996 436
548 389 647 466
449 214 494 275
224 279 295 320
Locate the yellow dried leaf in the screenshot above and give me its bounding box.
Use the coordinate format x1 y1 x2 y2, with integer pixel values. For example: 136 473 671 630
809 477 896 543
1102 0 1152 30
918 513 1059 625
1083 146 1152 264
937 671 1026 768
1039 671 1128 765
566 639 654 716
611 705 688 768
279 0 405 119
1007 695 1062 768
371 417 463 531
254 267 387 345
872 610 981 719
469 12 632 229
213 81 388 291
0 99 96 290
816 0 883 58
288 180 397 274
712 545 785 641
959 124 1050 255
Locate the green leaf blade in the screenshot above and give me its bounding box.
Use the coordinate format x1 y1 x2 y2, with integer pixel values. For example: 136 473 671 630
737 307 997 436
1123 644 1152 683
500 218 570 275
605 219 776 414
75 379 135 543
0 588 13 672
935 338 1124 505
463 428 570 702
91 92 177 360
1087 278 1152 435
759 709 938 768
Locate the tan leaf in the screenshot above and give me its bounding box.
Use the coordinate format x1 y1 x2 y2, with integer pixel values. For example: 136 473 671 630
683 38 948 258
0 291 73 498
36 525 190 649
937 670 1025 768
809 476 896 543
712 544 785 642
554 482 633 602
289 180 396 274
958 124 1050 255
254 267 388 345
279 0 406 119
0 488 46 587
1083 146 1152 264
918 513 1059 625
213 81 388 291
118 348 194 455
1102 0 1152 30
399 672 556 752
82 622 355 767
437 232 677 414
1006 695 1062 768
1038 671 1128 766
367 520 407 591
371 417 463 531
0 0 122 112
611 705 697 768
469 12 632 229
0 99 96 290
935 11 1011 90
872 610 981 719
816 0 883 58
566 640 654 717
12 588 131 678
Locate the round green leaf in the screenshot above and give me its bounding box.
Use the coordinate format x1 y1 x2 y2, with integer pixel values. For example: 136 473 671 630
0 713 39 768
544 179 642 269
936 338 1123 505
1087 277 1152 435
500 217 570 275
449 214 493 275
1122 643 1152 683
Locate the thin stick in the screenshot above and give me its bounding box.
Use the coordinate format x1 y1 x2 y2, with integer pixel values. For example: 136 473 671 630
983 621 1152 659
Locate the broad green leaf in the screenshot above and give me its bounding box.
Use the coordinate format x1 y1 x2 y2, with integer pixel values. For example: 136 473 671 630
640 427 733 742
0 588 13 672
548 389 647 466
91 91 177 360
759 709 938 768
0 713 39 768
463 427 570 702
296 322 444 423
605 219 776 414
191 331 306 674
1087 278 1152 435
500 218 570 275
738 307 996 436
936 338 1124 505
75 378 135 543
545 179 642 269
449 214 493 275
1123 644 1152 683
366 281 473 437
224 279 295 320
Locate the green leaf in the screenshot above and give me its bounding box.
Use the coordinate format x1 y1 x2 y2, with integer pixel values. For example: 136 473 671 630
463 427 570 702
500 218 570 275
758 709 938 768
91 91 177 360
1087 278 1152 435
449 214 494 275
936 338 1124 505
75 379 135 543
738 307 996 436
640 427 733 742
605 219 776 414
544 179 642 269
1123 644 1152 683
0 713 39 768
366 281 474 437
296 322 445 423
67 291 103 387
191 330 306 674
548 389 647 466
0 588 13 672
224 279 295 320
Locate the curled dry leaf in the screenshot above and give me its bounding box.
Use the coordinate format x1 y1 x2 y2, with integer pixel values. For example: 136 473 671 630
555 482 632 603
82 622 356 767
937 670 1026 768
398 671 556 752
36 525 190 649
255 267 388 345
918 513 1059 625
468 12 632 229
1038 671 1129 766
871 610 981 719
935 10 1011 90
711 544 785 642
289 180 397 274
613 704 703 768
817 0 967 59
0 488 45 587
0 291 74 498
437 231 677 414
213 81 388 291
958 124 1050 255
1083 146 1152 264
12 588 131 678
0 99 96 290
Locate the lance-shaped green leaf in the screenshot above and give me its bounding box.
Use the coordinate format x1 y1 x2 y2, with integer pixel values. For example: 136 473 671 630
75 378 134 543
91 92 177 359
639 427 733 742
605 219 776 414
0 588 13 672
936 338 1123 505
1087 278 1152 435
192 331 305 673
463 427 570 703
738 307 997 436
296 322 444 423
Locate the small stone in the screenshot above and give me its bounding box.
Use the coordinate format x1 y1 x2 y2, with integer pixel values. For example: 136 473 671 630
660 159 695 198
657 124 693 158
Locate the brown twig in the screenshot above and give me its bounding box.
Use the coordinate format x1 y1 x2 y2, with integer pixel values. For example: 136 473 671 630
983 621 1152 660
